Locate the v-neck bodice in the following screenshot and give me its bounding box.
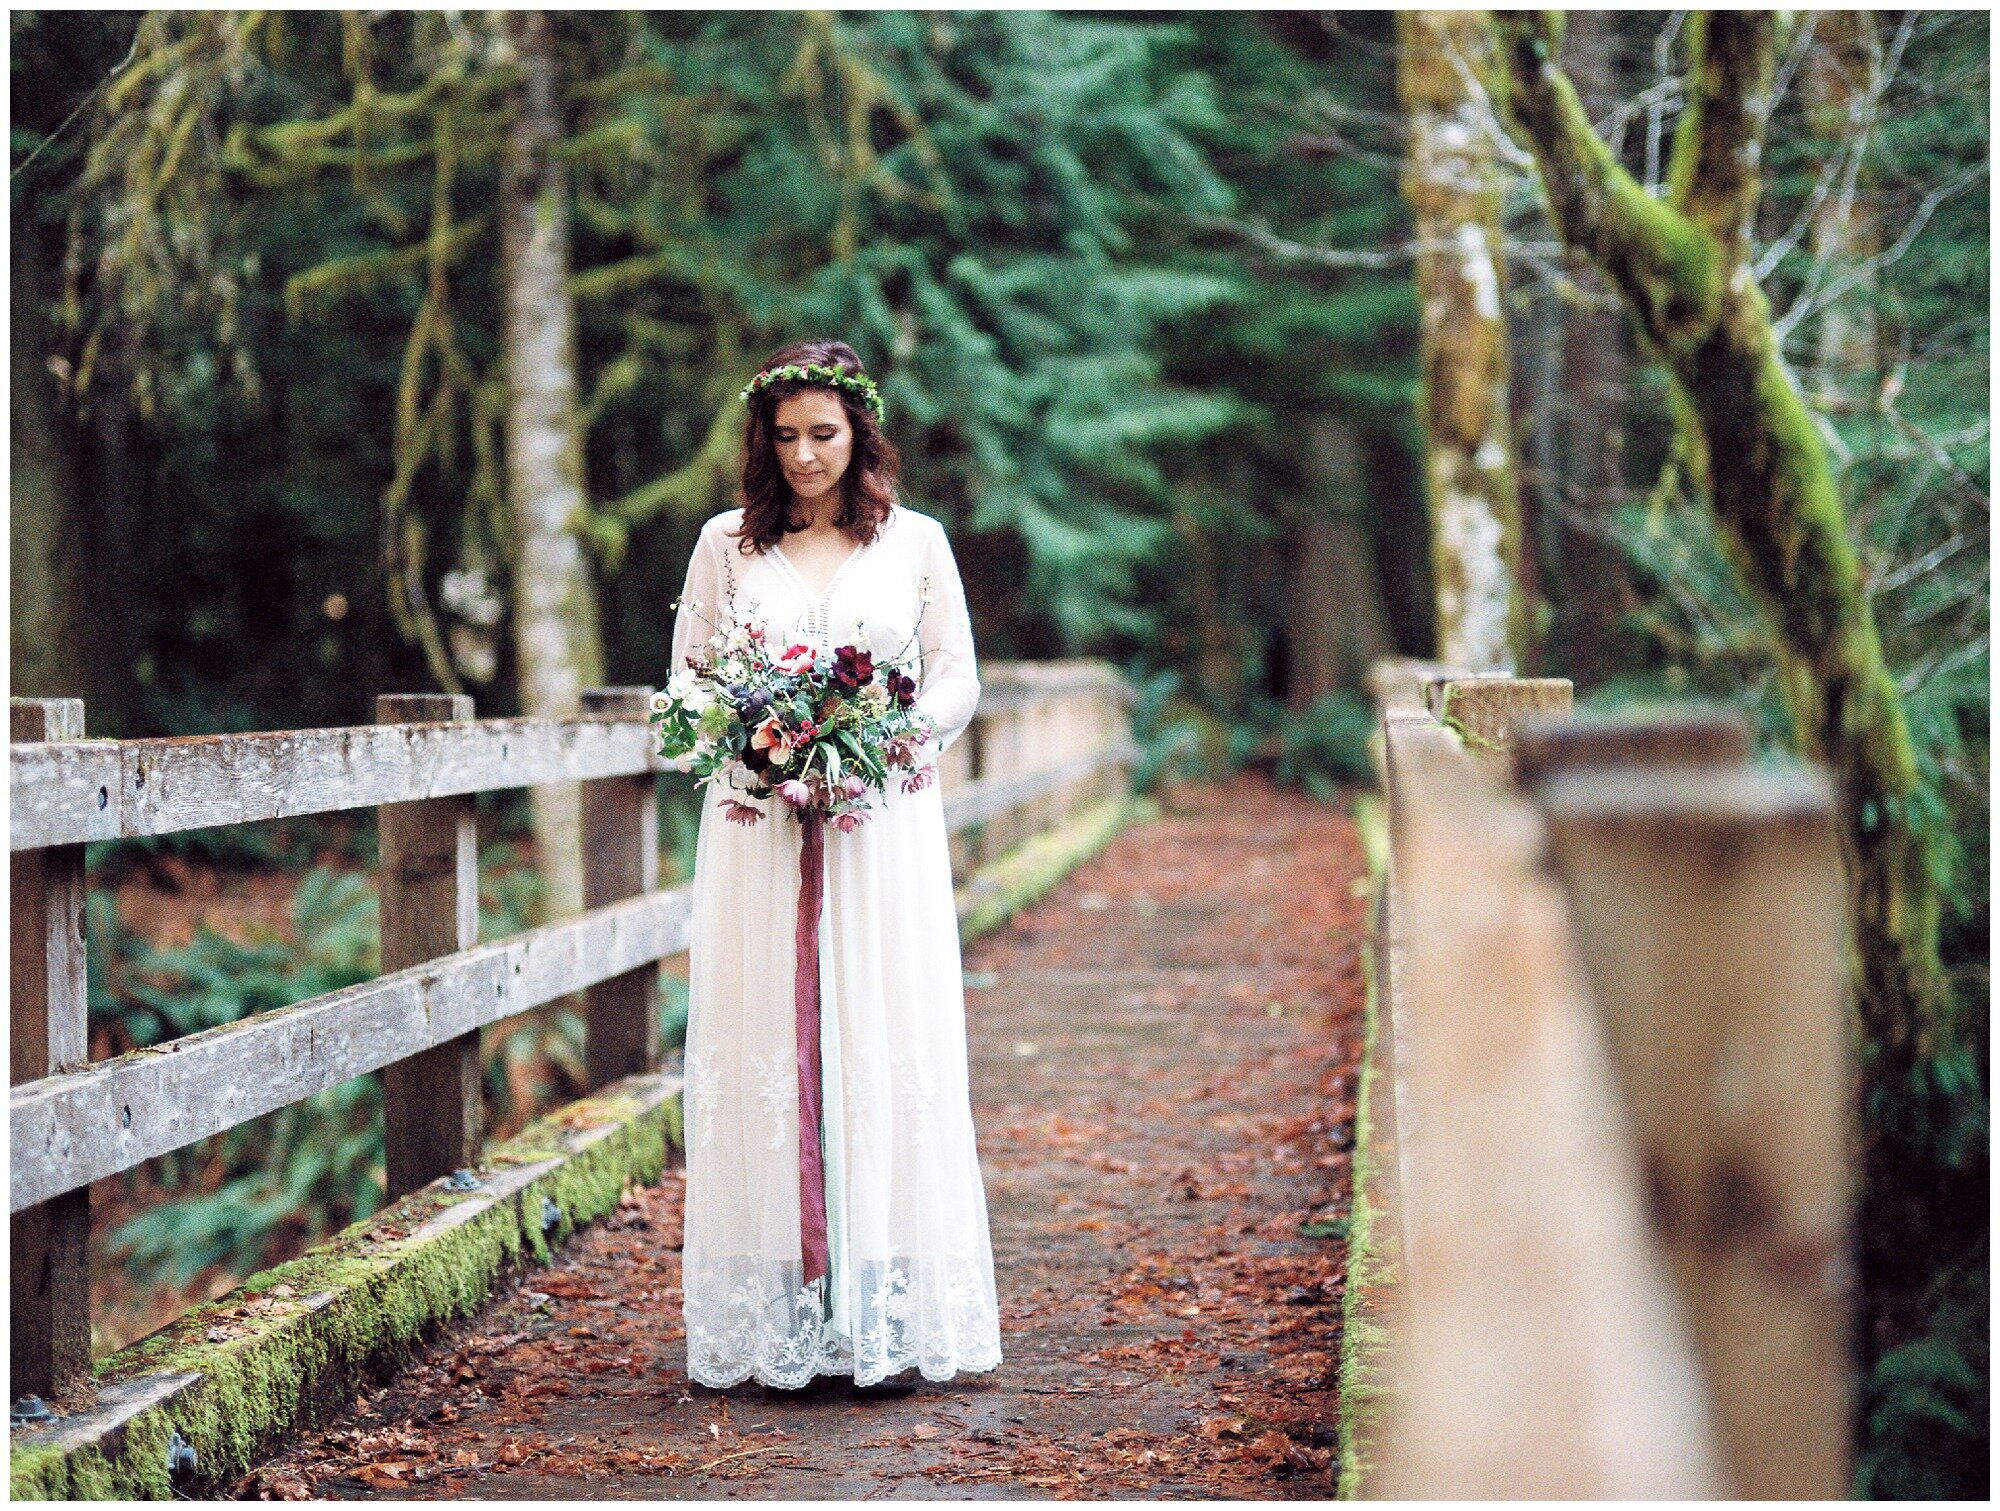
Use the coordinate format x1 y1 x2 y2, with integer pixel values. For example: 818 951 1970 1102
751 511 897 652
768 535 869 606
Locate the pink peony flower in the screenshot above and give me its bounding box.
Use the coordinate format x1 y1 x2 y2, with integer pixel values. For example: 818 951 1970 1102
901 762 937 794
841 774 868 798
721 799 764 826
830 811 866 833
776 779 812 807
776 642 817 675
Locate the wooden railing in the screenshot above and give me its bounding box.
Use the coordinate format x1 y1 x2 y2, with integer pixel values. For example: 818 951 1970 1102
9 660 1137 1400
1362 660 1856 1499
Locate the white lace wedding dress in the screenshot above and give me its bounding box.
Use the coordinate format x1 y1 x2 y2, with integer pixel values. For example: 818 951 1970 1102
669 501 1004 1389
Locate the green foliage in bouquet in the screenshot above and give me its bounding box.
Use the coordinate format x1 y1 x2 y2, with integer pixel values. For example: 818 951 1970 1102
655 602 940 825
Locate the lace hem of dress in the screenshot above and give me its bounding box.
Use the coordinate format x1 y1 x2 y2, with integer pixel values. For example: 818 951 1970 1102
683 1252 1003 1390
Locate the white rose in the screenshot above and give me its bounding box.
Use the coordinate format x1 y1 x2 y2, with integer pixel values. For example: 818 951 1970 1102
668 669 714 715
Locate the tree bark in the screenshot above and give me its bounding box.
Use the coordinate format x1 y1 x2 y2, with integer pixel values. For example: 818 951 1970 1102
9 229 93 710
1554 10 1637 684
1395 10 1529 673
1802 12 1883 408
1497 6 1953 1370
1288 413 1393 708
498 11 606 925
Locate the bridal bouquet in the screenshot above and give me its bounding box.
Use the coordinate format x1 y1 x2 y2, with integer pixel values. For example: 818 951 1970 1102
653 598 940 831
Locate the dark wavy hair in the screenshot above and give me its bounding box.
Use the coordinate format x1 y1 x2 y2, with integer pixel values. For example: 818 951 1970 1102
726 338 901 561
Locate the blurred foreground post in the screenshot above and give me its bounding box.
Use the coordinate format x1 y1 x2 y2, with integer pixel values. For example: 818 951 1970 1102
1377 707 1723 1496
1536 762 1856 1496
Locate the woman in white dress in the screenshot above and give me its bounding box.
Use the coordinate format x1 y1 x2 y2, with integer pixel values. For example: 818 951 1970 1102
670 339 1004 1393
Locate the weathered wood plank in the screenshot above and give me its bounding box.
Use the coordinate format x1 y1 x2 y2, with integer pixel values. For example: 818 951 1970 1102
1534 763 1855 1497
1511 704 1753 787
10 886 693 1212
10 715 666 851
1430 675 1573 770
11 697 93 1398
378 695 484 1200
582 688 661 1089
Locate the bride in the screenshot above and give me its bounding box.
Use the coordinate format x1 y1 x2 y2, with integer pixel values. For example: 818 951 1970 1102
669 337 1004 1394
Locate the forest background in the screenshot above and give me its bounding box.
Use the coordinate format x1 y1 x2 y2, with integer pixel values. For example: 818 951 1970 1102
8 9 1987 1496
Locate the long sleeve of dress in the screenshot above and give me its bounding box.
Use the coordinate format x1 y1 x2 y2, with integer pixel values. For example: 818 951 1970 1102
671 523 727 677
914 519 980 757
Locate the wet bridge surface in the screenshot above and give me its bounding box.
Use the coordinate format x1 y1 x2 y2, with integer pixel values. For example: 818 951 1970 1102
242 773 1366 1500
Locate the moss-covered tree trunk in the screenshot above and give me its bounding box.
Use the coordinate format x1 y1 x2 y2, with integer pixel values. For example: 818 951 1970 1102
1395 10 1529 673
498 11 606 925
1496 7 1955 1379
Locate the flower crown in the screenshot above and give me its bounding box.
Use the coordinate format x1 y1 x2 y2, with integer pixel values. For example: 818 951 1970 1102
739 362 886 425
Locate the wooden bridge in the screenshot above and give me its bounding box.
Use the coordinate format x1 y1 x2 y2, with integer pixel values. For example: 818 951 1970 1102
9 661 1861 1498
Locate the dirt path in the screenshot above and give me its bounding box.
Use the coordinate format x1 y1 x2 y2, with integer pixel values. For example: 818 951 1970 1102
241 772 1368 1500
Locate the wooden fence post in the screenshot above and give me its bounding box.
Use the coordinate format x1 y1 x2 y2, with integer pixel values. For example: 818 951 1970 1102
1430 675 1572 770
10 698 92 1401
983 700 1020 865
376 694 482 1198
1512 704 1753 788
581 688 660 1088
1535 764 1855 1498
1023 688 1052 839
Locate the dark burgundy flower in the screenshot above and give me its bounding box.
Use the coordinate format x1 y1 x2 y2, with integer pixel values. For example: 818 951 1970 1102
885 669 917 706
832 644 875 690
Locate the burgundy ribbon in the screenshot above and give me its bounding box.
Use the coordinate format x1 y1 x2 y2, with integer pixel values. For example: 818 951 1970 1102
793 808 831 1288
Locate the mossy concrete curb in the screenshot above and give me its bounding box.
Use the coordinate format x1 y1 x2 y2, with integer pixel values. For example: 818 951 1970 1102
10 1072 683 1501
955 793 1160 941
1336 793 1402 1498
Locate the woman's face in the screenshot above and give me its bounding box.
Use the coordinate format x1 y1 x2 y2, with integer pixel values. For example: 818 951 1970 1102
772 390 853 508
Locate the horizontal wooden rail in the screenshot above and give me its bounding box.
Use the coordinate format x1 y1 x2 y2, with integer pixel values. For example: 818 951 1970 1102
941 740 1138 829
10 669 1134 852
10 716 660 851
11 888 692 1212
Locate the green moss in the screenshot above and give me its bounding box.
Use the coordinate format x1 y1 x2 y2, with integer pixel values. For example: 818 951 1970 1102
957 794 1159 942
1436 702 1504 758
12 1078 682 1501
1336 884 1402 1498
1351 793 1387 885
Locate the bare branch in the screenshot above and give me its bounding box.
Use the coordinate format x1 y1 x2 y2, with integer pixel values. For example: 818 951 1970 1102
1765 11 1821 119
1773 167 1985 342
1434 25 1541 174
1873 531 1978 598
1178 209 1563 271
1644 12 1688 194
1599 77 1683 164
1896 632 1987 695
